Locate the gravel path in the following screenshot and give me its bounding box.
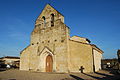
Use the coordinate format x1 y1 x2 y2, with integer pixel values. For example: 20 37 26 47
0 69 120 80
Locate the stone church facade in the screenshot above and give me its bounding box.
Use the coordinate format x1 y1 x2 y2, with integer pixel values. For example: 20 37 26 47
20 4 103 73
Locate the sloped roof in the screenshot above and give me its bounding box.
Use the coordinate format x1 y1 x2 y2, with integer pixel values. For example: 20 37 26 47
20 45 30 54
70 36 91 43
91 44 104 53
69 36 103 54
0 56 20 59
36 4 64 21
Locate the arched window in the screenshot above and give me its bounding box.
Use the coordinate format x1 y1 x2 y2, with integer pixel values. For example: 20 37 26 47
51 14 54 26
42 16 46 27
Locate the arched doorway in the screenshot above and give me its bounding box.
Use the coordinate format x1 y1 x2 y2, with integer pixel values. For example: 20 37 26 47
46 55 53 72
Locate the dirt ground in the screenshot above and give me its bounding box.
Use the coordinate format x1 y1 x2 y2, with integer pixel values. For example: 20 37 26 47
0 69 120 80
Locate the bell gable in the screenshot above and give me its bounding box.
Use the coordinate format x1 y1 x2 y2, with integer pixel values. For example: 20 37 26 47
35 4 64 28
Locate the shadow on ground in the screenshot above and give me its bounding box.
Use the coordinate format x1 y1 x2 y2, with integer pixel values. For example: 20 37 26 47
68 69 120 80
83 72 114 80
70 74 84 80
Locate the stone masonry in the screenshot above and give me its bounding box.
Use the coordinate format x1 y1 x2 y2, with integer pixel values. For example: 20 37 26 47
20 4 103 73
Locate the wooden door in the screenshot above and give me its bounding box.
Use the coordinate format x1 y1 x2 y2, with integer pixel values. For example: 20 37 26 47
46 55 53 72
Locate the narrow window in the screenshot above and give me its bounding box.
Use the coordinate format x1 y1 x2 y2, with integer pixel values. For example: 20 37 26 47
42 16 46 27
51 14 54 26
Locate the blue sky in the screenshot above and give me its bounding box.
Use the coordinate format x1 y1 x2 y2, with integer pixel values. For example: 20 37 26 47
0 0 120 59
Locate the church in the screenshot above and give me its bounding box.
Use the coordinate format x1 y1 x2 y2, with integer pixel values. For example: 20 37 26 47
20 4 103 73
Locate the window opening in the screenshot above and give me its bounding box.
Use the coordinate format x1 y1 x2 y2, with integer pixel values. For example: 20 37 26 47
51 14 54 26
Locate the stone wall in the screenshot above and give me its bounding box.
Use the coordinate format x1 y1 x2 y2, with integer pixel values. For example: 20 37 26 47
69 40 93 73
93 49 102 72
20 4 103 73
20 20 70 72
20 45 30 70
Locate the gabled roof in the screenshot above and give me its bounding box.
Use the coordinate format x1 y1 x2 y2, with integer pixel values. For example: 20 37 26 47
46 4 64 16
91 44 104 54
36 4 64 21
